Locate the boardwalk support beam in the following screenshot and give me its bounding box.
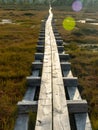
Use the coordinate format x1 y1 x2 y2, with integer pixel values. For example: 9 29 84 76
67 100 88 113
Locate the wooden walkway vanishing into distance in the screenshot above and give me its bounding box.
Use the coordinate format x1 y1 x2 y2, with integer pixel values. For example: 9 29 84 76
14 7 92 130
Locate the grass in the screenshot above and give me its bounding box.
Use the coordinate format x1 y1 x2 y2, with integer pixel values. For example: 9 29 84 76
64 44 98 130
54 10 98 130
0 9 47 130
54 10 98 47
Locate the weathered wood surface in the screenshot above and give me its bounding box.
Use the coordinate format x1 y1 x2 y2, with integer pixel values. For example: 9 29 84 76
32 62 43 69
63 60 92 129
73 88 92 130
67 100 88 113
18 101 37 113
32 70 39 77
35 7 52 130
26 76 41 86
50 10 71 130
23 87 36 101
35 6 70 130
75 113 92 130
36 45 64 53
14 114 29 130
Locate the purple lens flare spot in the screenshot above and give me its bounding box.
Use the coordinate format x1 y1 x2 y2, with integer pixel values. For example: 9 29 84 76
72 0 83 12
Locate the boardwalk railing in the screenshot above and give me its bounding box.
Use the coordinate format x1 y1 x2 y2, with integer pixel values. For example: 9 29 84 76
14 7 92 130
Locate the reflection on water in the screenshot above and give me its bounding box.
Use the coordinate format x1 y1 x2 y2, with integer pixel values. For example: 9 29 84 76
0 19 12 24
89 23 98 25
77 18 98 25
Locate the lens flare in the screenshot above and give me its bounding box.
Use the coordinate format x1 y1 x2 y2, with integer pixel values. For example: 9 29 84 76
63 17 76 31
72 0 83 12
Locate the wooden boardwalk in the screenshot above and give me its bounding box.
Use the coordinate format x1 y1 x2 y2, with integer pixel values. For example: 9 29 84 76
35 7 70 130
35 7 53 130
14 7 92 130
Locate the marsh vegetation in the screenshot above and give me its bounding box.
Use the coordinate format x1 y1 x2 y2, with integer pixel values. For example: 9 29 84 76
0 8 47 130
54 10 98 130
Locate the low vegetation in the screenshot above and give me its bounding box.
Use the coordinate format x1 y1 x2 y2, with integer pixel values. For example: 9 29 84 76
64 43 98 129
54 11 98 45
54 10 98 130
0 9 47 130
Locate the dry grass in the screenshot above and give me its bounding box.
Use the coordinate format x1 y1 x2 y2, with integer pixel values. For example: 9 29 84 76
54 10 98 130
0 9 47 130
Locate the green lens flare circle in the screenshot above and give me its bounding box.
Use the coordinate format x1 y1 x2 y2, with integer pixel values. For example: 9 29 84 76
63 17 76 31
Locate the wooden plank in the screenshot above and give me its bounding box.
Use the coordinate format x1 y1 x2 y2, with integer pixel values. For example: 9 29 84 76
14 114 29 130
63 70 73 77
35 53 70 62
55 37 62 40
66 71 92 129
39 37 45 40
36 45 44 52
56 39 63 44
26 77 41 86
59 54 70 61
50 9 71 130
23 87 36 101
39 34 45 37
54 33 60 36
35 53 44 61
63 77 78 87
51 43 71 129
75 113 92 130
18 101 38 113
37 42 44 45
32 62 43 69
36 45 64 53
32 61 71 71
70 85 92 130
67 86 81 100
35 7 52 130
67 100 88 113
61 62 71 70
32 70 39 77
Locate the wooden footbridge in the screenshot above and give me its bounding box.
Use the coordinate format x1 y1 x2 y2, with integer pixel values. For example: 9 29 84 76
14 7 92 130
